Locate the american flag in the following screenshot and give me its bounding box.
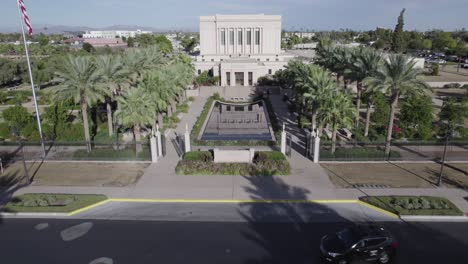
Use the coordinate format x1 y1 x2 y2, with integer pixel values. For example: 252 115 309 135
18 0 33 37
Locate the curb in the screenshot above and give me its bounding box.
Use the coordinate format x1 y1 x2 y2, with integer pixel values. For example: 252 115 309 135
0 212 69 217
400 215 468 222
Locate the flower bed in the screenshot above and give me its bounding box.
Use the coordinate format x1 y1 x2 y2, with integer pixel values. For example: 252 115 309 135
360 196 463 216
176 150 290 176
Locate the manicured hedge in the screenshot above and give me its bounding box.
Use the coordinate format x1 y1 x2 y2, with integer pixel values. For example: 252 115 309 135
176 150 290 176
183 151 213 161
360 196 463 216
320 147 401 161
3 194 107 213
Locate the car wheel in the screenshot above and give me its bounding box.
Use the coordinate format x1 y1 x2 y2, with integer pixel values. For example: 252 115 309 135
378 252 390 263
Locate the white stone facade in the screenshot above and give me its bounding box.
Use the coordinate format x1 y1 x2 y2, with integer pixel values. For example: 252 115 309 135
194 14 293 86
83 29 151 39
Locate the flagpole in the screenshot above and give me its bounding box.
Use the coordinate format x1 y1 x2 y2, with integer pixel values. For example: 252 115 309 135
16 0 46 158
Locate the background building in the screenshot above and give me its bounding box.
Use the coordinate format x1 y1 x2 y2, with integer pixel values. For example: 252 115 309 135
83 29 151 39
194 14 294 86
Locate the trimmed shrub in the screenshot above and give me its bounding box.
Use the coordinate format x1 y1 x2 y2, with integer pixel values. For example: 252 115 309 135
360 196 463 216
176 151 290 176
254 151 286 162
443 83 461 88
0 122 11 139
183 151 213 162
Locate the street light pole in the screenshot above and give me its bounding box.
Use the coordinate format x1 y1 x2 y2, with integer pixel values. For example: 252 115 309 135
437 125 452 187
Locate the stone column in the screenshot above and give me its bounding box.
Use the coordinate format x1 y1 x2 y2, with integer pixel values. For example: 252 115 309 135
313 135 320 163
156 125 163 157
281 124 286 155
150 130 158 163
230 71 235 87
184 124 191 153
244 71 248 86
234 28 237 55
242 27 246 54
216 28 221 54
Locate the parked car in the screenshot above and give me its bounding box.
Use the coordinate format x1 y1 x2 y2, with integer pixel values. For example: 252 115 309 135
319 225 397 264
462 59 468 69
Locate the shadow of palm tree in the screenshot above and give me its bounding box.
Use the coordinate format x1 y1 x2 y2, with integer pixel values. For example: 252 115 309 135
238 176 350 264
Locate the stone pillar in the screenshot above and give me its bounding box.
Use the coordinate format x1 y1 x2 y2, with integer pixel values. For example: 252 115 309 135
243 27 246 54
234 28 237 55
281 124 286 155
249 148 255 163
150 130 158 163
313 135 320 163
244 71 248 86
156 125 163 157
230 71 235 87
184 124 191 153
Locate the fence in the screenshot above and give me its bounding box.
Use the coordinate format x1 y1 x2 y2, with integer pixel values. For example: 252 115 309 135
318 140 468 162
0 141 152 163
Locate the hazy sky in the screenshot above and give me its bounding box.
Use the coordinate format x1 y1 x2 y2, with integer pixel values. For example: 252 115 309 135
2 0 467 31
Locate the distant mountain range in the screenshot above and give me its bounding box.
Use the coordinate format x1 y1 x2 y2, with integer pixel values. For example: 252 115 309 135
0 24 196 34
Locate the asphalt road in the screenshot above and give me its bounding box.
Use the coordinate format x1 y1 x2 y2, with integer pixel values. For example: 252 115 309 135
0 217 467 264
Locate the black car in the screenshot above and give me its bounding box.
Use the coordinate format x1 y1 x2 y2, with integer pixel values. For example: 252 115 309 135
320 225 397 264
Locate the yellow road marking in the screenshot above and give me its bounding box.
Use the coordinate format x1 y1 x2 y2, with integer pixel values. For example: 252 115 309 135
357 200 399 219
66 198 399 219
67 199 111 216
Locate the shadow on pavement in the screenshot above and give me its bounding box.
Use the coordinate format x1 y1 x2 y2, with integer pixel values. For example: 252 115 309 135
239 175 350 264
238 176 468 264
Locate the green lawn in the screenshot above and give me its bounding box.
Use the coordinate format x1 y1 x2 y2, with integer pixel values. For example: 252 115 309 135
3 193 108 213
360 196 463 216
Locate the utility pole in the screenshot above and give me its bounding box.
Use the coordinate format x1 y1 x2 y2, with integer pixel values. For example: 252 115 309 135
438 125 452 187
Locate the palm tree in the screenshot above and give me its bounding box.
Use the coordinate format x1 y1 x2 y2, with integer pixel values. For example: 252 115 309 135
115 87 153 154
54 55 107 152
349 48 383 131
122 49 147 85
364 54 429 155
139 71 171 129
301 65 338 131
318 91 356 153
96 55 128 136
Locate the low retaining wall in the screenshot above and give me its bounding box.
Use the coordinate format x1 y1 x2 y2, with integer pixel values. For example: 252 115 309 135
426 81 468 88
213 148 255 163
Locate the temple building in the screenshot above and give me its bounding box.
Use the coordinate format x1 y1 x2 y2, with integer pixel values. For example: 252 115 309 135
193 14 294 86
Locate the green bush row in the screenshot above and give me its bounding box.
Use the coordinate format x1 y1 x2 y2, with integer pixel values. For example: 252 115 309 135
320 147 401 161
183 151 213 161
175 159 290 176
360 196 463 216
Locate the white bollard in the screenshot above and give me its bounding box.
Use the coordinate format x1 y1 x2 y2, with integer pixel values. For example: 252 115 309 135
150 134 158 163
313 136 320 163
184 124 191 153
280 123 286 155
156 125 163 157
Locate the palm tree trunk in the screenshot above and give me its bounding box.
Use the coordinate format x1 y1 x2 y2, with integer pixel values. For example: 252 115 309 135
171 100 176 114
157 112 164 129
355 82 362 129
134 124 142 154
385 92 399 155
364 102 372 137
81 102 91 152
311 111 317 132
106 100 113 137
167 105 172 117
331 128 337 154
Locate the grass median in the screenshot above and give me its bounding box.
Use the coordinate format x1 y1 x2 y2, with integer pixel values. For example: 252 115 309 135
2 194 108 213
360 196 463 216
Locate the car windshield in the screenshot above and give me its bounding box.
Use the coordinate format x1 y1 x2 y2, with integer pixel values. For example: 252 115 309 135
336 228 362 248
